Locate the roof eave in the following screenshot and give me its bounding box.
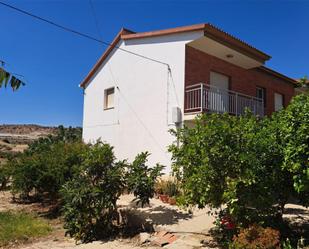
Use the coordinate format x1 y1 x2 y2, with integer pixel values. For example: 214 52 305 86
121 23 206 40
79 28 134 89
258 66 298 86
79 23 273 88
203 23 271 63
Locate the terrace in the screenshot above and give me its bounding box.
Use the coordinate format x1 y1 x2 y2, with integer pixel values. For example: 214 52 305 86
184 83 264 117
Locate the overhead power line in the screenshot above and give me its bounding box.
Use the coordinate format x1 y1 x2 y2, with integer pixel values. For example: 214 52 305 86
88 0 103 40
0 1 170 68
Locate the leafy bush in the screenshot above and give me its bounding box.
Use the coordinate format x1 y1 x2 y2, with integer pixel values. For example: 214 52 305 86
4 125 166 243
0 163 12 190
127 152 164 207
231 224 280 249
11 141 87 198
282 239 293 249
27 125 82 155
169 112 296 226
61 144 164 242
5 125 83 198
280 94 309 201
61 142 126 242
213 209 237 242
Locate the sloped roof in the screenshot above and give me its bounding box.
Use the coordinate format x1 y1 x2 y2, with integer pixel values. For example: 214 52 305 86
80 28 134 88
258 66 297 85
79 24 283 88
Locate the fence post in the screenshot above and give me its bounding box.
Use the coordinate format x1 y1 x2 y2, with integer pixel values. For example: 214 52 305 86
235 93 238 116
200 83 204 113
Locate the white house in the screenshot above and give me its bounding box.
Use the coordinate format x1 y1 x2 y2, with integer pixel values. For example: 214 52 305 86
80 23 296 172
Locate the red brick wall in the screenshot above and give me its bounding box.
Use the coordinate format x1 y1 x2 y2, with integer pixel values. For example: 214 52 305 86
185 46 295 115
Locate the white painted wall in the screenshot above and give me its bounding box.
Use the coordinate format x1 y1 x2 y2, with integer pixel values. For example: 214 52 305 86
82 31 203 173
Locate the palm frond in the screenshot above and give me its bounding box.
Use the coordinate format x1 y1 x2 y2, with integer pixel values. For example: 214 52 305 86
0 67 25 91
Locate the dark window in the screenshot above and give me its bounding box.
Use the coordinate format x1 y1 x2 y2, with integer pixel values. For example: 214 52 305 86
256 86 266 107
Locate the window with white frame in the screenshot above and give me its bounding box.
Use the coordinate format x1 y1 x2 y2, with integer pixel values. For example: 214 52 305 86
104 87 115 109
274 92 284 111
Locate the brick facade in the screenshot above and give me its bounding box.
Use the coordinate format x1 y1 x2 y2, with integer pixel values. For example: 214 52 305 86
185 46 295 116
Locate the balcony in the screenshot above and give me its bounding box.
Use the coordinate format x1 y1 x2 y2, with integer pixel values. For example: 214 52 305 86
184 83 264 117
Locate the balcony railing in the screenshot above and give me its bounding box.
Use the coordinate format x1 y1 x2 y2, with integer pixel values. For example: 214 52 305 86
185 83 264 116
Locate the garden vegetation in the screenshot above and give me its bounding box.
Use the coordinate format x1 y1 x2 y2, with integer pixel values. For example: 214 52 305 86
0 94 308 247
0 211 51 247
169 93 309 246
1 126 163 243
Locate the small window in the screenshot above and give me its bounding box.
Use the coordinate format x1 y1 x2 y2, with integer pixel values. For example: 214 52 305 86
104 87 114 110
274 93 284 111
256 86 266 107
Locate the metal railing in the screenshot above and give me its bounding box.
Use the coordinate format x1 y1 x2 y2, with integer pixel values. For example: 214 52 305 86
185 83 264 116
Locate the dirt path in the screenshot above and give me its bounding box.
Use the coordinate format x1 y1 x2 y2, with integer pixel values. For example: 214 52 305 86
1 192 216 249
1 191 308 249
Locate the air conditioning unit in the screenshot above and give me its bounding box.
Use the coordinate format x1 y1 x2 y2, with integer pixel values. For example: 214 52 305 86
172 107 182 124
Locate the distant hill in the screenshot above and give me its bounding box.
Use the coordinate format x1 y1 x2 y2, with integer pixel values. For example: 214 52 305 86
0 124 57 136
0 124 82 164
0 125 56 163
0 124 58 145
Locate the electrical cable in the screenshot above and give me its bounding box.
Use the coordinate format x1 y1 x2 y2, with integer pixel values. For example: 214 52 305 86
0 1 170 69
88 0 103 40
116 85 169 160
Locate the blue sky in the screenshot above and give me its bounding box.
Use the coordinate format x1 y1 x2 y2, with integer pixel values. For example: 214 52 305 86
0 0 308 127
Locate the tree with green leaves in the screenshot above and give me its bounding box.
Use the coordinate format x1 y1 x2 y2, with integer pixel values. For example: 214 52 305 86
168 111 298 226
127 152 164 207
61 143 164 242
280 93 309 204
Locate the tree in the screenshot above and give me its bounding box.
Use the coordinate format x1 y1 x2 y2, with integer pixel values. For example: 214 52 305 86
126 152 164 207
8 126 84 199
61 142 126 242
297 76 308 88
280 94 309 204
168 111 296 226
61 143 164 242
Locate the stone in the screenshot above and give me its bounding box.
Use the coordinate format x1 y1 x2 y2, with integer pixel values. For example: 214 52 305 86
139 232 151 245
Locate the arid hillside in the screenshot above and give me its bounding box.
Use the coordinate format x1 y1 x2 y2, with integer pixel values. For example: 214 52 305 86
0 124 57 142
0 124 58 163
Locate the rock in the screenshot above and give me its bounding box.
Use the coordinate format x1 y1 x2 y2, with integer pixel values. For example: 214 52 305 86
139 232 151 244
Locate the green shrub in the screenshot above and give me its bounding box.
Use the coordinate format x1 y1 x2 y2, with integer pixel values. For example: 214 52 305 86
61 144 164 242
282 239 293 249
0 162 12 190
127 152 164 207
11 141 87 198
280 94 309 201
169 112 295 226
231 224 280 249
27 125 82 155
61 142 126 242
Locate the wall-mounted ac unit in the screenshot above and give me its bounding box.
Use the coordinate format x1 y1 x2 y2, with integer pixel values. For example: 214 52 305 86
172 107 182 124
